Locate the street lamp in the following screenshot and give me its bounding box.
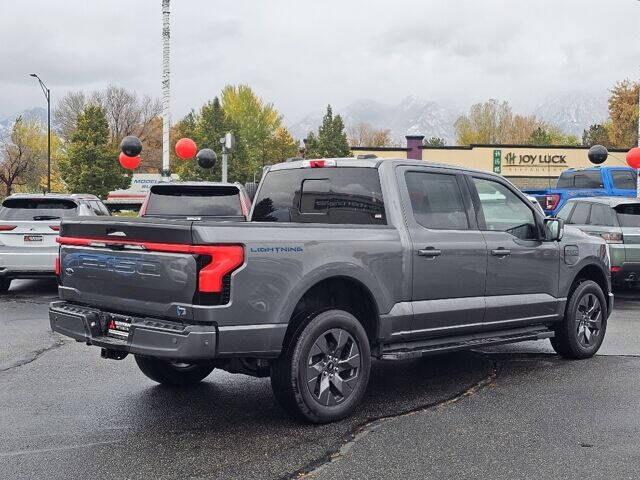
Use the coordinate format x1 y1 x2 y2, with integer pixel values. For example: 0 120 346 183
29 73 51 193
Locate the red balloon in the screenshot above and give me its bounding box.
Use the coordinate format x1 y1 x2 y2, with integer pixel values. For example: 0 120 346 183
176 137 197 159
119 152 141 170
627 148 640 169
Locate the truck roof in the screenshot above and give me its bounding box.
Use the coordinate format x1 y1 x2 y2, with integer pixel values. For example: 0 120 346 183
269 157 497 177
565 196 640 207
3 192 100 201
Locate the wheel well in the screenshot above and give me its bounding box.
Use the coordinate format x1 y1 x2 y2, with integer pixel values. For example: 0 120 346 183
574 264 609 298
284 276 379 347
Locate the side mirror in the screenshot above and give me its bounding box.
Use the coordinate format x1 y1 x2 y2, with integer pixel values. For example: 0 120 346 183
543 217 564 242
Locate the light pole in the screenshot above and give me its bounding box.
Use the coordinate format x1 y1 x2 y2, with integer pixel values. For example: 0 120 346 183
161 0 171 181
29 73 51 193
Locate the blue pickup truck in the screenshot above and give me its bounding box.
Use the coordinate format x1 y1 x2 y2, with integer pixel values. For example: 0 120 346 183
524 166 637 216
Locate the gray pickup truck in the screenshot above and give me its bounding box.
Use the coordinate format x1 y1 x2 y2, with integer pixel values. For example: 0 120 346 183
49 158 613 423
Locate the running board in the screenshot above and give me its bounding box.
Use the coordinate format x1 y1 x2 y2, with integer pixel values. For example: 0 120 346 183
380 325 554 361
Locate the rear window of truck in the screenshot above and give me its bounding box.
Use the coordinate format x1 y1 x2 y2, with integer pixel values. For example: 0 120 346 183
0 198 78 220
251 167 386 224
144 185 243 217
556 170 603 189
615 203 640 227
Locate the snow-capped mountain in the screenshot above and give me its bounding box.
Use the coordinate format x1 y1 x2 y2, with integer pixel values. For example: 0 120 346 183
0 107 47 139
289 92 610 146
533 92 608 137
289 96 459 144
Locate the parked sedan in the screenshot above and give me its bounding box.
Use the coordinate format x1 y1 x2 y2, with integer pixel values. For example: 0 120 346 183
0 193 110 292
557 196 640 286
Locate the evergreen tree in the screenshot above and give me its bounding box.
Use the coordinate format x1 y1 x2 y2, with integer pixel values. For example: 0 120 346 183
59 105 130 198
305 105 351 158
582 123 612 148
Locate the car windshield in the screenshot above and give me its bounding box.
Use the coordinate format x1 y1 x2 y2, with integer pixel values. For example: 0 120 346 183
0 198 78 221
144 185 243 217
614 203 640 227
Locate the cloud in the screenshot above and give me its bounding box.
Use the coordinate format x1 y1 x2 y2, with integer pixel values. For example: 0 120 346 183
1 0 640 124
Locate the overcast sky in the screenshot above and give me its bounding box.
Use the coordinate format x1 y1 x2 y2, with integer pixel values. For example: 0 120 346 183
1 0 639 124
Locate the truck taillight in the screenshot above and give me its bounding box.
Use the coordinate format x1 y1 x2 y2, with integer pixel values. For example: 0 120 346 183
195 246 244 293
544 194 560 211
600 232 623 244
55 256 60 276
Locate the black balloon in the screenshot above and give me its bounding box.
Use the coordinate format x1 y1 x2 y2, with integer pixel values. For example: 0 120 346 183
587 144 608 165
120 136 143 157
197 148 217 169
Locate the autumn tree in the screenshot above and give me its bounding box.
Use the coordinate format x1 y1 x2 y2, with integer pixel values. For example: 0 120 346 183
0 117 48 196
221 85 298 180
305 105 351 158
347 122 394 147
455 99 576 146
58 106 130 198
171 98 238 181
608 79 639 148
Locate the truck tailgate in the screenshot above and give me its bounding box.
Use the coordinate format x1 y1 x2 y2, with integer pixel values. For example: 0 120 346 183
57 217 198 319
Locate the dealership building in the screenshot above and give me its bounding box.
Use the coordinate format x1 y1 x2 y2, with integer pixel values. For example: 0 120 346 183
351 135 631 189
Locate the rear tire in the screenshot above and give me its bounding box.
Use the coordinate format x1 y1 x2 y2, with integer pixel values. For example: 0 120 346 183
270 309 371 423
551 279 607 359
134 356 216 386
0 279 11 293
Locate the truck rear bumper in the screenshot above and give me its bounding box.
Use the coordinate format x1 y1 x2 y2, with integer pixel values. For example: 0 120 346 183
49 301 286 359
611 262 640 285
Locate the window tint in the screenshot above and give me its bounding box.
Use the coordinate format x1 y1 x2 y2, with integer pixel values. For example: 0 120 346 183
569 202 591 224
611 170 636 190
589 204 614 226
405 171 468 230
614 203 640 227
251 168 385 224
0 198 78 221
472 177 536 240
556 202 574 221
145 185 243 217
556 170 603 189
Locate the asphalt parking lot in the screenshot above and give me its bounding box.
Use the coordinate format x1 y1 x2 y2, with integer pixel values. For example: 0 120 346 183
1 279 639 480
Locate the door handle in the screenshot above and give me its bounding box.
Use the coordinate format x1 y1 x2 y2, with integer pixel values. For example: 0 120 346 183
491 248 511 257
418 247 442 257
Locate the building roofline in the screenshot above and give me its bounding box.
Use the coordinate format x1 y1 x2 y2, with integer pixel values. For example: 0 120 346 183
420 143 630 152
350 146 410 151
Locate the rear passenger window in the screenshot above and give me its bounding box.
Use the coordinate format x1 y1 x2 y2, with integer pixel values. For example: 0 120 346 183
405 172 469 230
568 203 590 224
252 168 386 224
589 204 614 226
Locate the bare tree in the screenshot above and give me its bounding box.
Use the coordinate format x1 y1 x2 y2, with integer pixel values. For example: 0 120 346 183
53 86 162 171
347 122 396 147
53 86 161 144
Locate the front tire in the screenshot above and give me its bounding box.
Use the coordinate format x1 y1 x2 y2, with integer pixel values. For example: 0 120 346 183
134 356 216 386
271 309 371 423
551 279 607 359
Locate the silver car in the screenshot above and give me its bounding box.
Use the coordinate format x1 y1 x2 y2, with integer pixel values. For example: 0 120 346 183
0 193 110 292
